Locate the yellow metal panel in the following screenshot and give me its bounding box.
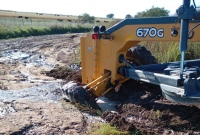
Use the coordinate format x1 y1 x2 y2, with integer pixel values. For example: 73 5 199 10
81 22 200 96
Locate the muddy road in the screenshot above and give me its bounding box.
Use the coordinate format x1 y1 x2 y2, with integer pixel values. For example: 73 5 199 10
0 34 200 134
0 34 104 135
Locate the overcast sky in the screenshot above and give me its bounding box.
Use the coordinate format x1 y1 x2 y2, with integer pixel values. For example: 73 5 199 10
1 0 200 18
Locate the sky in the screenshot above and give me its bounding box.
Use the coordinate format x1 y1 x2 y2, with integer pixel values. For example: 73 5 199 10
0 0 200 19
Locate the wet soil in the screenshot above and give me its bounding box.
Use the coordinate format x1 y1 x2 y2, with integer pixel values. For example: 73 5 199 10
47 65 200 134
1 34 200 134
0 34 104 135
103 80 200 134
46 66 82 83
0 34 81 90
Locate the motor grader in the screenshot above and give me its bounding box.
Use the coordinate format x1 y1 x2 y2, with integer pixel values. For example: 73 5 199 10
65 0 200 107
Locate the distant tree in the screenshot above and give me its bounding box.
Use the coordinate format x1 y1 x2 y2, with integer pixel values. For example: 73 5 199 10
125 14 132 19
78 13 95 22
106 13 114 18
134 12 143 18
134 7 169 18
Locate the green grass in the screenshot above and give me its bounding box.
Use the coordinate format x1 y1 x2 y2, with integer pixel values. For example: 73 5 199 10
0 17 120 39
0 17 92 39
0 26 91 39
142 41 200 63
89 123 129 135
89 123 144 135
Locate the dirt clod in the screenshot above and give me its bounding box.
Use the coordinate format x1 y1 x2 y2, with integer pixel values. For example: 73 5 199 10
102 80 200 134
46 66 82 83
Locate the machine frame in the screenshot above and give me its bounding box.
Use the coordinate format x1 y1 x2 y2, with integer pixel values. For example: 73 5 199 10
80 0 200 103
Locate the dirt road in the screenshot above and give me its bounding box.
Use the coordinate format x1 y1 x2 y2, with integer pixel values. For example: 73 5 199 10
0 34 200 134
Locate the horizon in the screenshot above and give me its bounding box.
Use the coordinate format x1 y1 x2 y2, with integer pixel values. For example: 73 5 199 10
0 9 113 19
0 0 200 19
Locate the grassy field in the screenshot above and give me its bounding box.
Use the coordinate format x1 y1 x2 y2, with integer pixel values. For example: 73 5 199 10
0 10 119 23
0 17 90 38
0 9 121 39
0 16 120 39
0 11 199 63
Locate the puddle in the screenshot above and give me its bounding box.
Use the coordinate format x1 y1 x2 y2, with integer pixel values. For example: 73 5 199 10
0 49 57 87
0 81 65 103
0 49 55 68
0 81 66 117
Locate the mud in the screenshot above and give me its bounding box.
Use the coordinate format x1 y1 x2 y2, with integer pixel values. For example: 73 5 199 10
47 66 200 134
0 34 82 90
0 99 86 135
103 80 200 134
46 66 82 83
0 34 104 135
1 34 200 134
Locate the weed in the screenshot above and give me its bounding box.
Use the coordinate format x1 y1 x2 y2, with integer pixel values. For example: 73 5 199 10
90 123 129 135
142 41 200 63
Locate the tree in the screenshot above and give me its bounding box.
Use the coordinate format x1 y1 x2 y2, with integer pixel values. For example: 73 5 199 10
134 7 169 18
106 13 114 18
78 13 95 22
125 14 132 19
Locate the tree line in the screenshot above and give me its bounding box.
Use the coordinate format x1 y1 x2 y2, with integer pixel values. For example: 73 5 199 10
78 6 170 22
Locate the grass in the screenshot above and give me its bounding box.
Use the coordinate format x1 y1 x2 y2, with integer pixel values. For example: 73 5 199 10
142 41 200 63
0 17 120 39
90 123 144 135
0 10 120 23
0 17 92 39
89 123 129 135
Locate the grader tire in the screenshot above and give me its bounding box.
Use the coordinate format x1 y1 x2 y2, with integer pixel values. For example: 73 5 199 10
126 45 157 66
105 45 157 101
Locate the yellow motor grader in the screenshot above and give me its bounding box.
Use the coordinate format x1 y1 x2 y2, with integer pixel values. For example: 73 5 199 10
65 0 200 107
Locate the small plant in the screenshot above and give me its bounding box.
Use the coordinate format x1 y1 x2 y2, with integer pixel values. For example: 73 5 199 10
90 123 129 135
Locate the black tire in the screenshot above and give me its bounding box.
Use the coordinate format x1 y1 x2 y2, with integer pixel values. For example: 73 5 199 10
126 45 157 66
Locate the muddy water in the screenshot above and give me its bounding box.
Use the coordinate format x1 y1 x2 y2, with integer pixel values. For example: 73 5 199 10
0 35 76 117
0 35 107 134
0 81 65 118
0 34 81 89
0 40 67 115
0 49 54 67
0 82 64 102
0 49 55 81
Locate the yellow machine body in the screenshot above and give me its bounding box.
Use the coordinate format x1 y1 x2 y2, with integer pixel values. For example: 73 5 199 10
81 17 200 97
